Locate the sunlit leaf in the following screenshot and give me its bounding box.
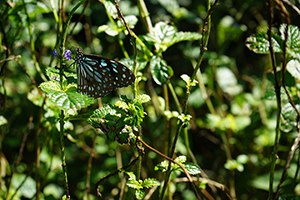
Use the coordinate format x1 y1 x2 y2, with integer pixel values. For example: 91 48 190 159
245 32 282 54
142 178 160 188
150 56 173 85
39 81 94 111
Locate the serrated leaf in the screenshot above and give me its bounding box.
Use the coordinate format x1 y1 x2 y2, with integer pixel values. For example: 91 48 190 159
155 160 169 172
144 22 201 52
135 190 145 200
90 104 118 118
142 178 160 188
280 24 300 60
39 81 94 111
181 163 201 175
154 22 177 44
172 32 202 46
115 100 129 109
46 67 76 81
245 32 282 54
174 155 187 164
150 56 173 85
134 94 151 104
127 180 142 190
123 170 136 180
281 103 299 132
143 22 177 52
280 24 300 50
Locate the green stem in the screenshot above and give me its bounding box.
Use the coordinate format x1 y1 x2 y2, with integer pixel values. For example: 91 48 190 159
167 81 182 113
61 0 87 47
22 0 47 82
59 110 70 199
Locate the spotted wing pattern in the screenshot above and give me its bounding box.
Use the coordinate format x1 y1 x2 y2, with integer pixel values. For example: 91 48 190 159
74 48 135 98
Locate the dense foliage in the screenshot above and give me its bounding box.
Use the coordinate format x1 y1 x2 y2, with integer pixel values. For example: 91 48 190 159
1 0 300 199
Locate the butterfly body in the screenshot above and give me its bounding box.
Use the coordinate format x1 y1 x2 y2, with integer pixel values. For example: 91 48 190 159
74 48 135 98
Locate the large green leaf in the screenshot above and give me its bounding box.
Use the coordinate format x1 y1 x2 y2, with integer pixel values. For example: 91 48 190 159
144 22 201 52
39 81 94 111
246 32 282 54
150 56 173 85
280 24 300 60
176 163 201 175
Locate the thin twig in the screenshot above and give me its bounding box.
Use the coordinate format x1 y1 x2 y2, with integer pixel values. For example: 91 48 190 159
85 130 99 199
281 0 300 15
275 122 300 199
139 139 202 200
96 156 139 197
267 0 281 199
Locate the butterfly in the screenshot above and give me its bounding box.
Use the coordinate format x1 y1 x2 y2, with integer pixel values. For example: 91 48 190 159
73 48 135 98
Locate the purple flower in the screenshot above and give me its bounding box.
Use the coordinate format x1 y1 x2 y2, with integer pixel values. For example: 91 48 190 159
63 50 72 61
53 49 59 58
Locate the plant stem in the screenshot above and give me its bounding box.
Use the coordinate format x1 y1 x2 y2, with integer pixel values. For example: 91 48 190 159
22 0 47 82
59 110 70 199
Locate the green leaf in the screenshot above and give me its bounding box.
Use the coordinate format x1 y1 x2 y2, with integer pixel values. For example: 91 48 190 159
150 56 173 85
281 103 299 132
135 189 145 200
176 163 201 175
157 0 189 19
172 32 202 46
287 59 300 80
134 94 151 104
46 67 76 81
216 67 242 96
117 15 138 29
127 180 142 190
280 24 300 60
27 1 52 19
144 22 201 52
142 178 160 188
98 24 120 36
27 86 44 107
181 74 198 90
224 159 244 172
0 115 8 126
101 0 118 19
144 22 176 52
121 170 136 180
11 174 36 198
245 32 282 54
174 155 187 164
155 160 169 172
119 57 148 71
39 81 94 111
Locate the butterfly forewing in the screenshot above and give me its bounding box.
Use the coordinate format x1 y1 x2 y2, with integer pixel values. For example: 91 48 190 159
74 48 135 98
